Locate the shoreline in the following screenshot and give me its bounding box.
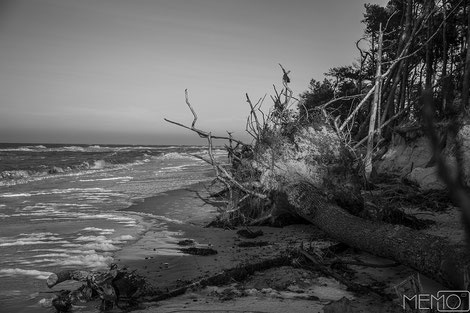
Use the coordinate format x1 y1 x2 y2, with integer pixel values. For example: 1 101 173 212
112 185 422 313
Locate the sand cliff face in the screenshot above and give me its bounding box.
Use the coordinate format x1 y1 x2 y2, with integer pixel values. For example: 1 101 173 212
377 122 470 190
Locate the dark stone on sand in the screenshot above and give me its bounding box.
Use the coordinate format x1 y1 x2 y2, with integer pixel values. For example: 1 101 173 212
236 229 264 239
177 239 196 246
180 247 218 256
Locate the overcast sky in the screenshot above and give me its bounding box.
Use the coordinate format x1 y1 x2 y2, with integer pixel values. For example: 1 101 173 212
0 0 387 145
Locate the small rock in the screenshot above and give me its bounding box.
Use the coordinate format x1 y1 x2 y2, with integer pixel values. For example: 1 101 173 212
177 239 196 246
237 229 264 239
323 297 354 313
180 247 217 256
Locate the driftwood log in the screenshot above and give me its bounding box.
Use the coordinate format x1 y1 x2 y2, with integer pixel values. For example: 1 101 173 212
285 182 470 290
46 265 154 312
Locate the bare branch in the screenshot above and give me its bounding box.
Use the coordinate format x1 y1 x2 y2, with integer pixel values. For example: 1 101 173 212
318 94 366 110
185 89 198 128
246 93 262 139
339 82 378 131
353 105 409 149
164 90 245 146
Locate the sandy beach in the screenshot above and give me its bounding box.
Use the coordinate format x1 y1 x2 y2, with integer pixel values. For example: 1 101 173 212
109 186 433 313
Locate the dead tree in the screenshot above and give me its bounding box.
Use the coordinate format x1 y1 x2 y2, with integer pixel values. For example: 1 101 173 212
166 67 470 291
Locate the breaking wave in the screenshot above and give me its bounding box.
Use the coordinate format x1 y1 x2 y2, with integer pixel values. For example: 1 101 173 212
0 268 53 280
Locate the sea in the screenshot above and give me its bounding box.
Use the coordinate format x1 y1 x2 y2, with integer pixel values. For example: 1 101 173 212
0 143 223 313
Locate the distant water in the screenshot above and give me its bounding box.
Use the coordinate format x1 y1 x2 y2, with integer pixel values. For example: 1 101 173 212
0 143 223 312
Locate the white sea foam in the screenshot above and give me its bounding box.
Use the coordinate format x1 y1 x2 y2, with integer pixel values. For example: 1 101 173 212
75 235 107 241
0 232 66 246
0 193 32 198
61 146 85 152
82 242 119 251
83 227 115 235
47 253 113 269
30 145 47 149
73 234 131 251
30 248 68 253
80 214 136 225
0 147 33 152
32 253 71 258
152 215 184 224
0 268 52 280
91 159 106 169
2 188 107 198
31 218 75 221
80 176 132 182
100 229 115 235
0 240 69 247
161 152 199 160
114 235 134 241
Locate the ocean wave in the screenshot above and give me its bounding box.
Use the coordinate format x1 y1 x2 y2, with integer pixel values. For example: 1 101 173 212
158 149 227 161
74 234 134 251
0 145 86 152
91 159 106 169
0 232 67 247
49 253 113 269
160 152 199 160
0 150 157 186
0 188 106 198
0 145 218 186
79 176 132 182
0 144 176 153
0 268 52 280
0 192 32 198
0 160 118 186
0 145 46 152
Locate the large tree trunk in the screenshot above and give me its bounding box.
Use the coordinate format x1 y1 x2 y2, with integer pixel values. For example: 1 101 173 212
253 118 470 290
284 182 470 290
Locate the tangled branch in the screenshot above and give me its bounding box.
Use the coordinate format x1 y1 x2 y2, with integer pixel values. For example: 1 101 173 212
164 90 267 200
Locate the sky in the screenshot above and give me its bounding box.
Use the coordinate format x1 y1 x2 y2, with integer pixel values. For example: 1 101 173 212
0 0 388 145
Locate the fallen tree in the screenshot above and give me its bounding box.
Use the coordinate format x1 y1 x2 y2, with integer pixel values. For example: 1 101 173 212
164 67 470 291
286 182 470 290
249 108 470 290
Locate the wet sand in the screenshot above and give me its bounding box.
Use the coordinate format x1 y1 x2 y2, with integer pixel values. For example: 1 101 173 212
112 186 426 313
117 187 326 290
